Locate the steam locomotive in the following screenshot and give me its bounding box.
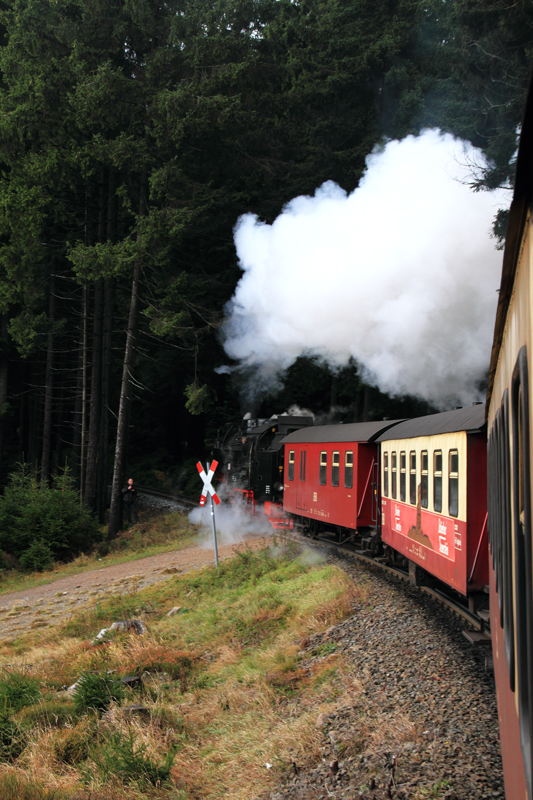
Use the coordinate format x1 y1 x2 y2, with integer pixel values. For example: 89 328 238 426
215 76 533 800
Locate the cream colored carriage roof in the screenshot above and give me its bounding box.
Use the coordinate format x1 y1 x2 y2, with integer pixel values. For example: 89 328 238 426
376 404 485 441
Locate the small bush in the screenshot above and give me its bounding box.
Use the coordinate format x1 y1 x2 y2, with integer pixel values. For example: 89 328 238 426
0 465 101 567
54 726 91 764
0 670 41 712
97 540 111 558
0 711 26 761
151 706 186 733
16 698 77 728
73 672 125 716
19 540 54 572
89 729 176 788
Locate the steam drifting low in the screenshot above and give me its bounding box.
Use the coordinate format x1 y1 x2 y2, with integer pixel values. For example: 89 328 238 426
222 130 509 408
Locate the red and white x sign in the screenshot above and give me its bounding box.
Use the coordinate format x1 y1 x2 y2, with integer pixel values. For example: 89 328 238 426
197 460 221 506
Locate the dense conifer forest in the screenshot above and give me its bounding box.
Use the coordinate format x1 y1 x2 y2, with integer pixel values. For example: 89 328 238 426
0 0 530 534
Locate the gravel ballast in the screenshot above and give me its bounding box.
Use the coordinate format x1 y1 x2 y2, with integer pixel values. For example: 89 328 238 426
260 546 504 800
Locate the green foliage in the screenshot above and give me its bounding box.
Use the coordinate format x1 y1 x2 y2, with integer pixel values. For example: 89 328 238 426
0 670 41 713
54 727 91 765
87 730 177 789
176 458 207 497
312 642 337 656
19 541 54 573
0 773 71 800
67 240 137 281
0 466 101 568
183 546 301 596
0 0 527 495
72 672 125 716
0 712 26 761
184 382 213 415
16 698 77 729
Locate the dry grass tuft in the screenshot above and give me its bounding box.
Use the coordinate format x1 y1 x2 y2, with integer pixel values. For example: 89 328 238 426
216 645 242 664
363 710 420 751
304 582 360 634
171 694 328 800
121 638 197 685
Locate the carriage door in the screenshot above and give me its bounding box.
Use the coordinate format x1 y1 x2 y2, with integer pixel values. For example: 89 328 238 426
296 447 308 510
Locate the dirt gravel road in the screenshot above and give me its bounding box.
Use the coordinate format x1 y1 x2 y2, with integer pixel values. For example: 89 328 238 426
0 533 271 642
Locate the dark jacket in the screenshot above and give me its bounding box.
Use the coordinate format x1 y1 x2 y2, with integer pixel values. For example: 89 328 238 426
122 485 136 505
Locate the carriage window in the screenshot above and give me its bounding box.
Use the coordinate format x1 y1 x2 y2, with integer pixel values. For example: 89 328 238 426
449 450 458 517
433 450 442 513
391 451 397 499
319 451 327 485
344 451 353 489
421 450 428 508
383 452 389 496
409 451 417 504
288 450 295 481
511 347 532 775
299 450 306 482
332 451 340 487
400 451 406 501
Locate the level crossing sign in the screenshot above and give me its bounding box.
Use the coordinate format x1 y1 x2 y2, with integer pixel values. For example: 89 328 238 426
196 459 220 568
196 460 221 506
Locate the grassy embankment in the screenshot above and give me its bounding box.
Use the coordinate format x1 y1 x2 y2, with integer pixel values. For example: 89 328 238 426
0 529 368 800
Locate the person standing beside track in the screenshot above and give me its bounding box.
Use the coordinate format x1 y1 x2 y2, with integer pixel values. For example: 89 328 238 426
121 477 139 526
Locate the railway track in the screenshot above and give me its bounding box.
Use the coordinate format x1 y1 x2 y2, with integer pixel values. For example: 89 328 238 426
296 529 491 641
135 484 197 511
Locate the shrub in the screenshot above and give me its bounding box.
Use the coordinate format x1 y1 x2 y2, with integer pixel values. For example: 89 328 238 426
0 670 41 712
73 672 125 716
0 465 101 567
19 540 54 572
89 730 176 789
16 698 77 728
0 711 26 761
54 726 91 764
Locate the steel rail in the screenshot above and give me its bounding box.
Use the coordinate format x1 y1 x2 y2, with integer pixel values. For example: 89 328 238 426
135 484 197 510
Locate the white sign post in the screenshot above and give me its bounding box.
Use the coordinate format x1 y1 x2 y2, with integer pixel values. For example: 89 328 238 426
197 460 220 567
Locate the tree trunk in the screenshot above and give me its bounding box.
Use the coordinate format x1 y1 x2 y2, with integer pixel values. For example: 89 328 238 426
108 160 147 538
79 284 89 494
107 260 141 537
28 368 39 468
41 275 56 482
83 279 104 508
0 315 9 471
97 277 114 522
97 169 117 520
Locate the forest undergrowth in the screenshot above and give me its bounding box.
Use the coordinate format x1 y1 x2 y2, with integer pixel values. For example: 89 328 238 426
0 535 364 799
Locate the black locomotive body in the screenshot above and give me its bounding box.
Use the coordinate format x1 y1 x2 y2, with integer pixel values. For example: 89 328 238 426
214 414 314 508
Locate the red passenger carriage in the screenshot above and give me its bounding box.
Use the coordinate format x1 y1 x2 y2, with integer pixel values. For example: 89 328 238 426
279 420 403 538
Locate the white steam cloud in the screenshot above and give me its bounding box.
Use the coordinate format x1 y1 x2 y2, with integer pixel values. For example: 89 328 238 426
222 129 510 408
188 493 273 546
